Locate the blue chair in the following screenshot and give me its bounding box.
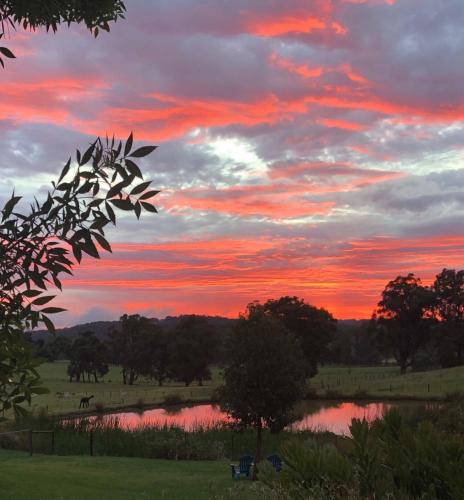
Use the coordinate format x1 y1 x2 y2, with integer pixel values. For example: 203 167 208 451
267 454 283 472
231 454 253 479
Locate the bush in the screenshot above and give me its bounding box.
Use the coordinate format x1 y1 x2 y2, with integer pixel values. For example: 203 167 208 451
163 393 183 406
324 389 343 399
135 398 145 410
304 386 318 399
352 389 369 399
95 402 105 413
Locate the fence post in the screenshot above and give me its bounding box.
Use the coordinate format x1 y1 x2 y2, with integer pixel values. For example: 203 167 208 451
29 429 33 456
90 430 94 456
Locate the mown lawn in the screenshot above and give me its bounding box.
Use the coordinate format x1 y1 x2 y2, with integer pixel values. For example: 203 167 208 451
0 449 251 500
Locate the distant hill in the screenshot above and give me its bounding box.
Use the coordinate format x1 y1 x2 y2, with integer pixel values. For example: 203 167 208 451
338 319 370 329
31 316 367 343
31 315 238 344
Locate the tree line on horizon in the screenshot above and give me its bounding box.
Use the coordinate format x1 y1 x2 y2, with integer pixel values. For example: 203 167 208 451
30 267 464 381
329 268 464 374
31 296 337 387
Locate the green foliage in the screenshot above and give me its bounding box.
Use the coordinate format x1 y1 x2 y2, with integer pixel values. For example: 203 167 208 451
374 273 435 374
220 313 306 432
108 314 157 385
349 418 384 496
44 335 71 361
250 296 337 377
280 439 352 489
432 268 464 367
0 0 126 65
169 315 217 387
219 309 306 472
257 409 464 499
67 331 108 382
0 333 46 419
139 325 172 387
0 134 158 413
373 409 464 499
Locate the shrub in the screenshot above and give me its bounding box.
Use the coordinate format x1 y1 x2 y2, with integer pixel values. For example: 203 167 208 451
324 389 343 399
304 386 318 399
135 398 145 410
95 402 105 413
279 438 353 490
163 393 183 406
444 391 464 403
352 389 369 399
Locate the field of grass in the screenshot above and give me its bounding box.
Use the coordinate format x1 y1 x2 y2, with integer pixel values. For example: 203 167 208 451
18 362 464 419
0 449 251 500
309 365 464 399
27 362 222 416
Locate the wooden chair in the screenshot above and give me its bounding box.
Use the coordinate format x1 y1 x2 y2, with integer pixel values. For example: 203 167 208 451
267 454 283 472
231 454 253 479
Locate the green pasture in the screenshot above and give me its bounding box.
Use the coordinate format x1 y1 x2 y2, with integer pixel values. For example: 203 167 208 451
27 362 221 415
0 449 251 500
21 362 464 418
310 365 464 399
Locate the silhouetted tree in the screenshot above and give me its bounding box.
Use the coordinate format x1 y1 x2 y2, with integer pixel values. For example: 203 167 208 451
251 296 336 377
219 308 306 479
0 0 157 416
0 0 126 66
46 335 72 361
374 274 434 374
108 314 155 385
67 331 108 382
139 326 172 387
432 268 464 367
326 321 381 365
169 315 217 387
0 135 158 414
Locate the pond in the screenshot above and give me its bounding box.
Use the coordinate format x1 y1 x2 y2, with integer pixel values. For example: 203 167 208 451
80 400 430 435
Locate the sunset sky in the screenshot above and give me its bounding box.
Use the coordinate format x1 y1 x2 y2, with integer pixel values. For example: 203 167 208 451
2 0 464 325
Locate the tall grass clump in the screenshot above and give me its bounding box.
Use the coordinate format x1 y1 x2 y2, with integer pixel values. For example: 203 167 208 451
260 407 464 499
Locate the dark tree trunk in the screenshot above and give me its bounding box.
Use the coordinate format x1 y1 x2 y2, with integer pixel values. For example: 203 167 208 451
253 421 263 481
198 378 203 386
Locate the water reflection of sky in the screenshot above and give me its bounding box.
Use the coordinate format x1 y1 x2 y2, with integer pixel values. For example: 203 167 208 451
83 401 404 435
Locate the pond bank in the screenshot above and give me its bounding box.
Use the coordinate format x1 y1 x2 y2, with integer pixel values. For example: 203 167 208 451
64 399 442 436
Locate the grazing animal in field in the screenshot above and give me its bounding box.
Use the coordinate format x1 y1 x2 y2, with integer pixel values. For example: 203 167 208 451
79 395 94 408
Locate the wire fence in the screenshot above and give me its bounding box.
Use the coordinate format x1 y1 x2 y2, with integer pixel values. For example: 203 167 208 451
0 428 55 455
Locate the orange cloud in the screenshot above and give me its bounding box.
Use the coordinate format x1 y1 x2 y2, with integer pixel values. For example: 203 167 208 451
270 52 324 78
164 184 335 219
100 92 309 141
318 118 367 131
61 234 464 321
248 15 326 36
0 77 108 125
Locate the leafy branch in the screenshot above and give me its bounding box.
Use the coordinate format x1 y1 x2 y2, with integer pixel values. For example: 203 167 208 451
0 132 158 415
